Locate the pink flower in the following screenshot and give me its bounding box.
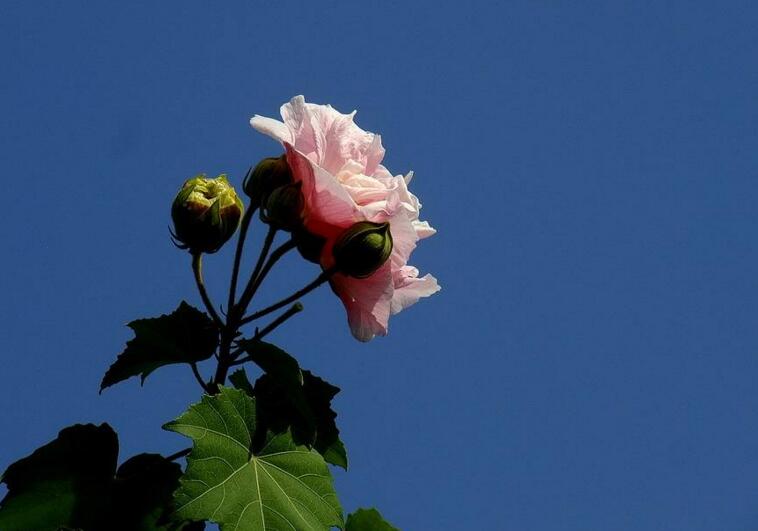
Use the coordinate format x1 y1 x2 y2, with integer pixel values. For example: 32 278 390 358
251 96 440 341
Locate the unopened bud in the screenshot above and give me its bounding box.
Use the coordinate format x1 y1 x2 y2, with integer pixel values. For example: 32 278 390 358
332 222 393 278
171 174 243 254
260 182 304 231
293 228 326 264
243 155 293 207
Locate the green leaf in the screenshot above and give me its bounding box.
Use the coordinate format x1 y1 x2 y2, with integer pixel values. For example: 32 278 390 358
101 301 219 392
114 454 206 531
345 508 399 531
236 340 310 418
253 370 347 470
0 424 202 531
230 359 348 470
0 424 116 531
229 368 255 396
163 386 343 531
320 438 348 472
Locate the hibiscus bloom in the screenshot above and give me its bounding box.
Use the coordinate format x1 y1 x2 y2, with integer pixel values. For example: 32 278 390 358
251 96 439 341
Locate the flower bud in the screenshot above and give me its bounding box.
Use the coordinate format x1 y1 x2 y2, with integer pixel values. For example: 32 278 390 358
171 174 244 254
260 182 304 231
293 228 326 264
243 155 293 207
332 222 393 278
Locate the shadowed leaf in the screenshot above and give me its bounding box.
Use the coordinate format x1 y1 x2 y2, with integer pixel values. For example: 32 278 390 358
345 508 399 531
252 370 347 469
0 424 203 530
230 360 348 470
101 301 218 392
229 368 255 396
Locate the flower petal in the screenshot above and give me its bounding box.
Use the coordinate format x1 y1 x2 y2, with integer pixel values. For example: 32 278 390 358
285 143 359 231
330 264 393 342
390 267 441 315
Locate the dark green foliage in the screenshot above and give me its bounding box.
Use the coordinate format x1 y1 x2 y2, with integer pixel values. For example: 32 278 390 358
0 423 203 531
101 301 218 391
345 508 400 531
231 342 348 469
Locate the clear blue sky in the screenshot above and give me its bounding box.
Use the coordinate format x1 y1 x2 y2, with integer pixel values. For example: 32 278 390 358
2 2 758 529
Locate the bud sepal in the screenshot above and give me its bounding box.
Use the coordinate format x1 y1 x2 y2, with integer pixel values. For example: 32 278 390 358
332 221 393 278
260 181 304 232
242 155 293 208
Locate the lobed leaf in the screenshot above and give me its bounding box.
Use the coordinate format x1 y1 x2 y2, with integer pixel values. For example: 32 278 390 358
345 508 399 531
101 301 219 392
163 386 343 531
230 359 348 470
0 423 202 530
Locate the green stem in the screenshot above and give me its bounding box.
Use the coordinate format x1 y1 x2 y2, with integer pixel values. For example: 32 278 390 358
229 303 304 367
166 448 191 461
255 301 304 340
212 239 299 389
240 267 337 326
190 362 210 393
227 205 255 317
191 253 224 328
236 226 277 317
245 237 297 303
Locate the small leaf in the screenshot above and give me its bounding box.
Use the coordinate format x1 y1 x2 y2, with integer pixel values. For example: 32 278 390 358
321 439 348 472
345 508 399 531
163 386 343 531
0 424 201 530
101 301 219 392
229 368 254 396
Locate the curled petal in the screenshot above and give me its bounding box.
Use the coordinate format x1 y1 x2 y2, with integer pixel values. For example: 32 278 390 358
279 96 385 175
413 220 437 239
250 115 292 145
391 267 441 315
284 143 359 231
330 263 393 342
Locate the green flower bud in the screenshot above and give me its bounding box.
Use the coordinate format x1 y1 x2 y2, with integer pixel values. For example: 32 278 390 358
332 221 393 278
171 174 244 254
293 228 326 264
243 155 293 207
260 181 304 231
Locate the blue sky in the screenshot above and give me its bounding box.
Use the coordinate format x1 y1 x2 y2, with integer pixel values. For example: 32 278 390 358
2 1 758 529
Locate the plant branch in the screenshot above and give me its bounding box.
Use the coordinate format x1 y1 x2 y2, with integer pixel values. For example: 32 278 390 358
229 303 304 367
191 252 224 328
255 301 304 340
240 267 337 326
227 203 256 317
165 448 191 461
236 226 277 317
190 362 211 393
245 237 297 303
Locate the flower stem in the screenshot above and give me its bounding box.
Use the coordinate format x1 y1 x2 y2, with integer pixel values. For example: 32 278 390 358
190 362 211 393
191 252 224 328
240 267 338 326
227 203 255 317
166 448 191 461
244 237 297 304
255 301 304 340
229 303 304 367
236 226 277 317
